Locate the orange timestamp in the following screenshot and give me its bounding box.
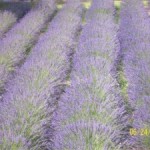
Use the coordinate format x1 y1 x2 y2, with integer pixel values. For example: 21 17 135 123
129 128 150 136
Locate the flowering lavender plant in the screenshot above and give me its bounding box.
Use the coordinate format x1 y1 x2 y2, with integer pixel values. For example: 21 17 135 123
85 0 114 22
0 0 56 93
49 1 128 150
119 0 150 149
0 2 31 38
0 11 17 38
0 1 83 149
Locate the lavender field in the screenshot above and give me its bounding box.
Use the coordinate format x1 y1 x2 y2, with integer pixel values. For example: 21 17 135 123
0 0 150 150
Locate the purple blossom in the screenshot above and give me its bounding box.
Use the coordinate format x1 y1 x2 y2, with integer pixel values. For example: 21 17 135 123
0 0 56 93
0 11 17 38
119 0 150 149
0 2 30 38
49 1 128 149
86 0 114 22
0 1 83 149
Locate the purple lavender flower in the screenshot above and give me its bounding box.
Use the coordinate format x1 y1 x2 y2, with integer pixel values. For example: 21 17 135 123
0 2 30 38
0 0 56 93
0 11 17 38
0 1 83 149
119 0 150 149
48 1 128 150
86 0 114 22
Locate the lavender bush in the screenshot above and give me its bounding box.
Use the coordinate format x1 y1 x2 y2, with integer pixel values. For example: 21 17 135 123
0 0 56 93
119 0 150 149
49 0 128 149
0 1 83 149
85 0 114 22
0 1 31 17
0 10 17 38
0 2 31 37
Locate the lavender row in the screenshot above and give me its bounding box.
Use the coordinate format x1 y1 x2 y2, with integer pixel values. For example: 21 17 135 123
50 0 127 149
0 1 83 149
85 0 114 22
0 2 30 38
119 0 150 149
0 11 17 38
0 0 56 93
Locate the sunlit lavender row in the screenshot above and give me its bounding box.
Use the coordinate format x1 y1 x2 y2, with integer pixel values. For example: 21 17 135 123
119 0 150 149
0 1 83 149
49 0 128 150
0 0 56 93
